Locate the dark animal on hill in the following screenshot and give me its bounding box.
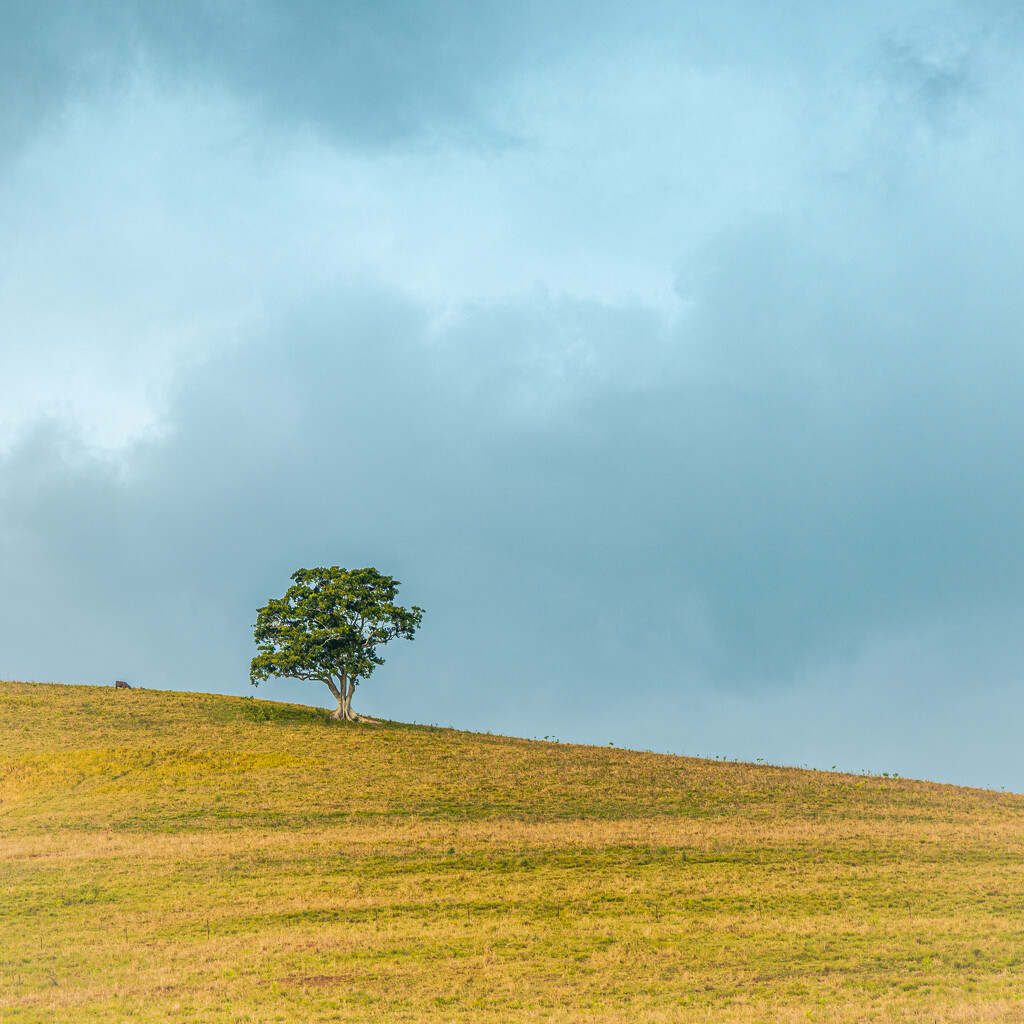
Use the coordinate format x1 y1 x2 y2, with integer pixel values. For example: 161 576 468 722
114 680 131 689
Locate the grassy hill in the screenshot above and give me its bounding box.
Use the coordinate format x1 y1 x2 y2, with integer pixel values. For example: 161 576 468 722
2 680 1024 1023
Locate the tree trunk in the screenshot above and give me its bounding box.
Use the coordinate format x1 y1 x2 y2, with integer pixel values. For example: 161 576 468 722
327 675 365 722
329 692 359 721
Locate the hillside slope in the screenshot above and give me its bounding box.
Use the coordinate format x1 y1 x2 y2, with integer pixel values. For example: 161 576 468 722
2 680 1023 1023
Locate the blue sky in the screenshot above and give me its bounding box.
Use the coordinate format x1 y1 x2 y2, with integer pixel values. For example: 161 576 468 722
3 1 1024 788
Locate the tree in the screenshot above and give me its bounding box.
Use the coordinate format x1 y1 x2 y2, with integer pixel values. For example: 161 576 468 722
250 566 424 722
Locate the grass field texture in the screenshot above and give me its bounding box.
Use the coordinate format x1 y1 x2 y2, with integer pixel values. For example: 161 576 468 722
2 679 1024 1022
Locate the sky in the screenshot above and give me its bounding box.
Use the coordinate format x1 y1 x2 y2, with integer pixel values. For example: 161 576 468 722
3 0 1024 789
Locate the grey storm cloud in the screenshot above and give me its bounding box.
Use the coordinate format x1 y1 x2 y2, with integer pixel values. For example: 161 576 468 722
4 0 1024 788
4 1 1010 150
1 0 599 151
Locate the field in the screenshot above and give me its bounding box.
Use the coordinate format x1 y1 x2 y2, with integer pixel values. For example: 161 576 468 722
2 680 1024 1022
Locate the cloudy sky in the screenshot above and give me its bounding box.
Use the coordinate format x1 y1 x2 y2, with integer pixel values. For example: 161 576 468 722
4 1 1024 788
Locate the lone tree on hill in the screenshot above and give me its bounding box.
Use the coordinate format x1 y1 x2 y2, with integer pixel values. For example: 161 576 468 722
250 566 424 722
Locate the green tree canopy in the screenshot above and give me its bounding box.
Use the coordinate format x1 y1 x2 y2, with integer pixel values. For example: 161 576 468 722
250 566 424 721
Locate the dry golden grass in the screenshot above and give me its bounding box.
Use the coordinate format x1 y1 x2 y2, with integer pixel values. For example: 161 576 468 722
2 679 1024 1022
